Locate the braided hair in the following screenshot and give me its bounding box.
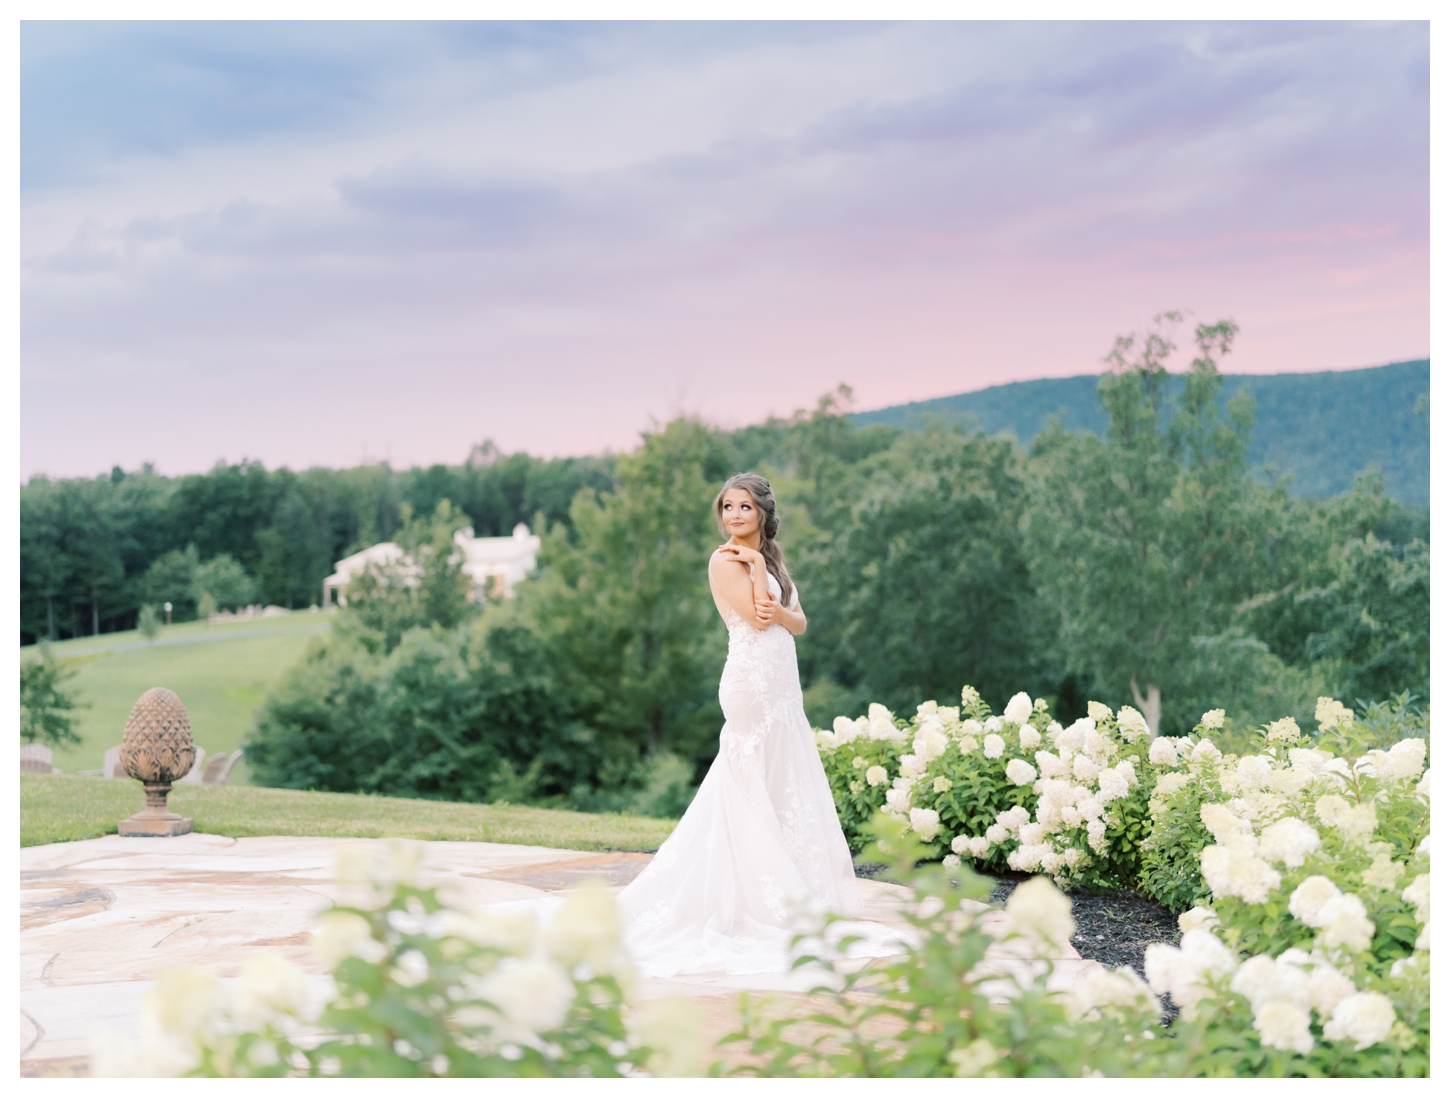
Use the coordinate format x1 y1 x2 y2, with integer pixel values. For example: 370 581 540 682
713 472 794 607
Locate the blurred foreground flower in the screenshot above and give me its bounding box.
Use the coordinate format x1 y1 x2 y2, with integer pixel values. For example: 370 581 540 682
90 846 700 1078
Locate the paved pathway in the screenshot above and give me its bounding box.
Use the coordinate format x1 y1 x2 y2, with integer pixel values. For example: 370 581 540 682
19 833 1101 1076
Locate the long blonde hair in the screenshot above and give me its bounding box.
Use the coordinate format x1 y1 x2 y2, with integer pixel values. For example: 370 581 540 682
714 473 794 606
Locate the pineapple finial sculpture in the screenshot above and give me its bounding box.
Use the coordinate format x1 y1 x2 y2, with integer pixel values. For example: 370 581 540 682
117 687 196 837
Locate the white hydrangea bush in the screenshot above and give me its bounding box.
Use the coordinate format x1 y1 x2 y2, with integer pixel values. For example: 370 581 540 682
815 702 915 852
819 687 1211 891
1137 697 1430 1073
92 840 703 1078
899 690 1164 890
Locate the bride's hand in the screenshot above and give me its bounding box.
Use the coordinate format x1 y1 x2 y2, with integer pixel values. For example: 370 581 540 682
755 591 784 627
716 543 762 565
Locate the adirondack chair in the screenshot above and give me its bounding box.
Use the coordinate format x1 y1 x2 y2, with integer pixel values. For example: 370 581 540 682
175 747 208 783
104 745 124 779
19 744 53 773
205 749 244 785
200 752 229 783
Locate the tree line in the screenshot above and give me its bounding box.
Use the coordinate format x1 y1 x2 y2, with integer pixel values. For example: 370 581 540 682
237 316 1427 813
19 444 615 643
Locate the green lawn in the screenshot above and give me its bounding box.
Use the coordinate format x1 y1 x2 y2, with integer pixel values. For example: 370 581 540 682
21 773 678 851
21 612 337 783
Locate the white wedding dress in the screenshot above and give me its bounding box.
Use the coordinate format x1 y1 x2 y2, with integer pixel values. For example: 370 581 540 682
615 563 903 977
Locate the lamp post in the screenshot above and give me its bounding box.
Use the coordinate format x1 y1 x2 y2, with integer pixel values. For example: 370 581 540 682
164 601 172 625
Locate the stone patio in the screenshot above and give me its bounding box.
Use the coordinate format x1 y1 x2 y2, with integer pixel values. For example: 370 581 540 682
20 833 1102 1076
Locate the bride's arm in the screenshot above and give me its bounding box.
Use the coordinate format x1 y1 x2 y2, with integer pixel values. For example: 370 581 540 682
758 589 807 636
710 547 771 629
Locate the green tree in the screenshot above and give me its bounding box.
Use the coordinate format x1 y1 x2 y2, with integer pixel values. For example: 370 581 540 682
797 422 1053 715
193 553 260 611
1301 534 1429 704
140 545 203 621
345 500 476 653
521 418 732 776
1024 313 1270 734
21 645 84 746
138 604 162 642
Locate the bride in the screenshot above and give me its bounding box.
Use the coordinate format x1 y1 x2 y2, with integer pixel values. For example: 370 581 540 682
615 473 895 978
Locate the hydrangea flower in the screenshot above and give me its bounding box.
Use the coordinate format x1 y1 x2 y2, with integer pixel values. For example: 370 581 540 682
1314 696 1354 731
1178 907 1218 933
1086 701 1112 722
1019 725 1042 750
1058 718 1091 751
1148 738 1179 767
1322 992 1397 1050
1253 999 1314 1053
1005 759 1037 787
1401 874 1430 924
1189 739 1223 764
1305 961 1357 1016
1257 817 1321 868
1096 767 1130 803
1003 692 1033 724
997 805 1030 832
1200 845 1281 903
1068 965 1158 1021
1116 706 1149 741
1357 738 1428 780
1315 795 1377 842
1001 877 1075 952
1288 876 1342 926
865 765 888 787
1318 894 1375 953
1200 709 1226 729
1265 716 1301 743
1145 929 1237 1018
1360 849 1401 891
983 734 1005 759
915 722 949 761
314 911 388 968
909 807 941 841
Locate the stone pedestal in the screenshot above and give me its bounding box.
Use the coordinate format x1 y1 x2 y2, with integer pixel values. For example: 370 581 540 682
118 816 194 837
118 782 193 836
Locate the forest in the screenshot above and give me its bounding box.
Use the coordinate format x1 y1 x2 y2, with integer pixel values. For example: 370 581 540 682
21 319 1429 816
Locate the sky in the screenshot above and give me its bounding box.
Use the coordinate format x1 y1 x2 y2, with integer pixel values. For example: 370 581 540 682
20 20 1430 479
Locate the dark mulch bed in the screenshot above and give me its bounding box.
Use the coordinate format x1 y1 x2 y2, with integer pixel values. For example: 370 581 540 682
855 863 1180 980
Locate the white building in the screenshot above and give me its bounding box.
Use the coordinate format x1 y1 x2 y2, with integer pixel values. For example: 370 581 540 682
322 523 541 608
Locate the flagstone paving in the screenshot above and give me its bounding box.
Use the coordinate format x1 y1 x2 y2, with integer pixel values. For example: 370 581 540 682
19 833 1102 1076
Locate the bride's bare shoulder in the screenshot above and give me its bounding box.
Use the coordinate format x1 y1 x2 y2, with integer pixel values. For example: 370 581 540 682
707 549 747 585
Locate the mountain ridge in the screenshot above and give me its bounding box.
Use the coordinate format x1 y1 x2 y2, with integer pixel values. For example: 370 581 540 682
852 360 1429 506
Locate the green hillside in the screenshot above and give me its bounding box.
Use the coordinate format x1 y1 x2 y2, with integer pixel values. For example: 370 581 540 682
854 360 1430 505
19 612 337 781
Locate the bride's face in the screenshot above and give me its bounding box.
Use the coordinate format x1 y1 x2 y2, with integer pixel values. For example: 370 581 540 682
720 488 761 540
